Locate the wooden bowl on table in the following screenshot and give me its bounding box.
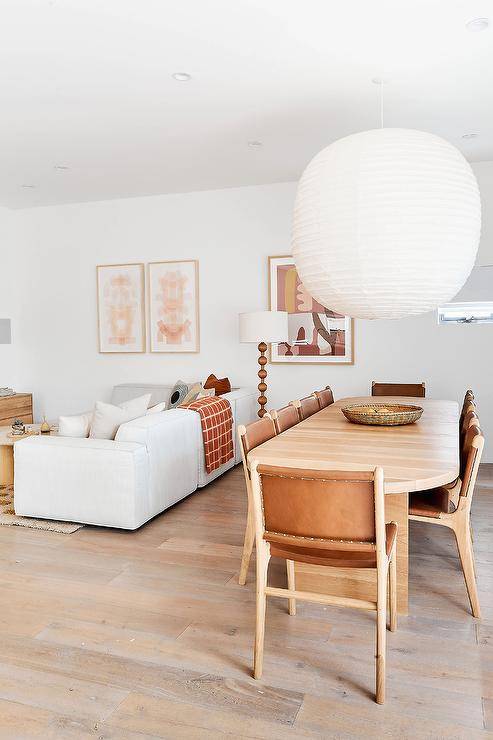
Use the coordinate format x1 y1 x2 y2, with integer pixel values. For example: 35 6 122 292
341 403 423 427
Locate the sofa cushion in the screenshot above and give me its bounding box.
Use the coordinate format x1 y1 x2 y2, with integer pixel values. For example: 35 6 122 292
90 394 151 440
147 401 167 414
169 380 189 408
58 410 93 438
181 382 203 405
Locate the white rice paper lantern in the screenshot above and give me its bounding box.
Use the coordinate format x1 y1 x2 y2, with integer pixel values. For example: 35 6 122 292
292 128 481 319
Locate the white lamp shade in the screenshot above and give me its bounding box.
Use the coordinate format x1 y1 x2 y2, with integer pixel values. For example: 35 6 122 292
292 128 481 319
239 311 289 343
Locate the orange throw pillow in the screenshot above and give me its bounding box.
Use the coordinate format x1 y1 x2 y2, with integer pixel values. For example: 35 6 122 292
203 374 232 396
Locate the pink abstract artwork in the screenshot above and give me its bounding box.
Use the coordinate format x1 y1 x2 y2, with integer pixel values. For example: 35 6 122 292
149 261 199 353
97 264 145 353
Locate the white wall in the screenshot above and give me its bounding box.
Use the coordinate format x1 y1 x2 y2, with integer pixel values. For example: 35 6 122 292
0 208 19 389
11 162 493 460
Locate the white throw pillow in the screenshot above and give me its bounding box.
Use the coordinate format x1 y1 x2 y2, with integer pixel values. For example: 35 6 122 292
90 394 151 440
147 401 167 414
58 411 93 438
197 388 215 399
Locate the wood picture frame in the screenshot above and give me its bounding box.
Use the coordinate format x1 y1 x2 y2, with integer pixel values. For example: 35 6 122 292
268 255 354 364
96 263 146 353
148 260 200 353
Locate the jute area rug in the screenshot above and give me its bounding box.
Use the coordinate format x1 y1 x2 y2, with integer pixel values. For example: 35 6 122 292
0 486 83 533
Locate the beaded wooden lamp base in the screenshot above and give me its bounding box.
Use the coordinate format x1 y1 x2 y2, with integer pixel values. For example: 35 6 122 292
257 342 268 418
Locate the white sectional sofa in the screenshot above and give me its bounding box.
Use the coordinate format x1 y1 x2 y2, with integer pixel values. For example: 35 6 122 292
14 383 257 529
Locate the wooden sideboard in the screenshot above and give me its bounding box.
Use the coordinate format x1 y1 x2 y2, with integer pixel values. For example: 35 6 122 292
0 393 33 427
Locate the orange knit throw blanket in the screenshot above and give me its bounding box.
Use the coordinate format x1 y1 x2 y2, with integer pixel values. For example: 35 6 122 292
179 396 234 474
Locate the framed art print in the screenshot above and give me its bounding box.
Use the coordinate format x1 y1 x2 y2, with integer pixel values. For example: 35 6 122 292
269 255 353 364
148 260 200 353
97 263 145 353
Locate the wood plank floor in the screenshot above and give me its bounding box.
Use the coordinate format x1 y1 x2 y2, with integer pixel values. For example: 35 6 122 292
0 465 493 738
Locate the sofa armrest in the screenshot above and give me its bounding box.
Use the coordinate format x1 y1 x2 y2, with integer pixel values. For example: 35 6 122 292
14 435 149 529
115 409 199 509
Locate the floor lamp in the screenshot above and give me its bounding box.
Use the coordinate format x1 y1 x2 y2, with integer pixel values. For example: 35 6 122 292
239 311 288 418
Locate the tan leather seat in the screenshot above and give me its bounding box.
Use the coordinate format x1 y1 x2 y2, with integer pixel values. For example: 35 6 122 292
271 405 299 434
314 386 334 410
409 488 451 518
372 381 425 398
267 522 397 568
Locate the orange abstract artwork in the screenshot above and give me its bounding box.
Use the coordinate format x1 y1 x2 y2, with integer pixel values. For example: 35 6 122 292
97 264 145 353
149 261 199 353
269 255 353 364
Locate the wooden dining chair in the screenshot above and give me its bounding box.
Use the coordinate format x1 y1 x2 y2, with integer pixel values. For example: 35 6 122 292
270 404 299 435
293 395 320 421
372 382 426 398
460 398 476 428
409 423 484 618
314 386 334 410
237 416 277 585
445 408 479 507
250 463 397 704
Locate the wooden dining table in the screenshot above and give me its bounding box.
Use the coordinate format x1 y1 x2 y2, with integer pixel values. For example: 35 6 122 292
247 396 459 614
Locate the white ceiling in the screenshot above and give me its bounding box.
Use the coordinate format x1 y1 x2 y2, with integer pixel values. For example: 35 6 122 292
1 0 492 208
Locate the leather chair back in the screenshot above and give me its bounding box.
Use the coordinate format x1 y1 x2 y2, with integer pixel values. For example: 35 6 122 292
460 408 478 448
460 424 484 499
240 416 276 458
298 395 320 421
460 399 476 427
314 387 334 409
371 382 425 398
271 405 299 435
256 465 377 546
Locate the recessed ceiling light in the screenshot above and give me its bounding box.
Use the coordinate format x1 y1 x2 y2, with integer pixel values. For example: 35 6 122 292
54 164 70 171
462 132 479 140
466 17 489 32
21 184 35 189
248 140 263 148
172 72 192 82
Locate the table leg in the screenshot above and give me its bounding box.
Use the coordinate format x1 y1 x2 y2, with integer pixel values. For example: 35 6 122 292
0 445 14 488
293 492 409 615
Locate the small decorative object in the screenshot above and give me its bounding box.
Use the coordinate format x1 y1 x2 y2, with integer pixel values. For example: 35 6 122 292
269 255 353 364
97 264 146 353
40 416 51 434
0 387 15 397
11 418 26 436
292 127 481 319
149 261 200 353
341 403 423 427
239 311 288 418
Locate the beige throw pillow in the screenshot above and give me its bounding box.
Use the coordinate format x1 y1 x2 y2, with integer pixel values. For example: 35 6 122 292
90 393 151 440
58 411 93 438
147 401 167 414
181 382 203 405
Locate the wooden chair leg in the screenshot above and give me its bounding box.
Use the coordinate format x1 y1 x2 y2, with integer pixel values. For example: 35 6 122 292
376 566 387 704
254 544 270 680
286 560 296 616
454 517 481 619
388 552 397 633
239 499 255 585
